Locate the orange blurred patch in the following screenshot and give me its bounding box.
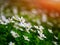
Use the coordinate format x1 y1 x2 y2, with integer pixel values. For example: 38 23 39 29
32 0 60 12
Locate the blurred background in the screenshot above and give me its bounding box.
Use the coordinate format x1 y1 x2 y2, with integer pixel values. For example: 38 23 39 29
0 0 60 32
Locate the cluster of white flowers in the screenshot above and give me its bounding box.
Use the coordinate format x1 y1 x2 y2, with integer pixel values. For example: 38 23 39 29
11 15 32 33
34 25 46 40
8 15 47 40
0 15 32 32
0 14 56 42
10 30 19 38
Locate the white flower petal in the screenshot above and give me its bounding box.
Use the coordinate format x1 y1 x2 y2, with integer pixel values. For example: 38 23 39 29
9 42 15 45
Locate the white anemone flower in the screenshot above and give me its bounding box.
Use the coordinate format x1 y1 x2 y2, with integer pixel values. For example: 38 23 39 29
34 25 39 29
38 36 44 40
1 15 9 24
10 31 19 38
48 29 53 33
24 23 32 29
9 42 15 45
54 35 58 40
38 30 46 39
39 26 44 30
19 22 32 29
52 41 58 45
19 22 25 27
23 35 30 41
24 23 32 33
34 25 44 30
20 17 25 23
34 26 44 33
